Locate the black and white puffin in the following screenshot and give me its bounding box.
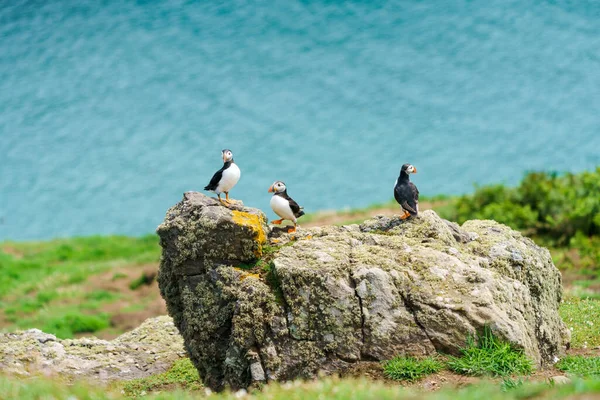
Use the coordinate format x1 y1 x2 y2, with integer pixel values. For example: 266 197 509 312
203 149 241 206
268 181 305 233
394 163 419 219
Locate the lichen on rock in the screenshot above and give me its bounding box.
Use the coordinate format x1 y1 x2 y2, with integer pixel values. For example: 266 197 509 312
157 192 570 391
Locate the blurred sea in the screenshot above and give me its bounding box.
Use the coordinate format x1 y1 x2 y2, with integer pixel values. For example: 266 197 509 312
1 1 599 240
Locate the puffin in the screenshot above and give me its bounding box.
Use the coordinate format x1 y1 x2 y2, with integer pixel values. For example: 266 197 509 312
394 163 419 220
203 149 241 206
268 181 305 233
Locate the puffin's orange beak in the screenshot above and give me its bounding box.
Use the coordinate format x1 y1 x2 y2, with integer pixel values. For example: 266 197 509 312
413 167 417 173
268 185 274 193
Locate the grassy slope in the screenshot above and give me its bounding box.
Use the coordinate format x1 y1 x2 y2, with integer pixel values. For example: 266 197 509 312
0 235 163 338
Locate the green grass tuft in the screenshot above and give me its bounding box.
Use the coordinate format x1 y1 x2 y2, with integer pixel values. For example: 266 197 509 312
42 312 111 338
447 327 533 377
85 290 120 302
556 356 600 377
111 272 128 281
129 272 156 290
121 358 202 397
382 356 443 382
559 298 600 348
500 377 524 392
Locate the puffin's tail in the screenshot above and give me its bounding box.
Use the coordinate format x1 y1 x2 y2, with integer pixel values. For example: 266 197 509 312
297 207 305 218
203 184 214 191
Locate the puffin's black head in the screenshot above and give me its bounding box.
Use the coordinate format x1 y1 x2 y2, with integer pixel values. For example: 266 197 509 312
221 149 233 163
268 181 286 194
401 163 417 175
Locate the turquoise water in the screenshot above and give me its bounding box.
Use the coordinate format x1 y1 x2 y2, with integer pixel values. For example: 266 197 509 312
1 1 599 241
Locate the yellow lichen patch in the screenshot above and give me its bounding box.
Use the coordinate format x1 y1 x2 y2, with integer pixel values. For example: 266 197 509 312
231 210 267 257
240 273 261 281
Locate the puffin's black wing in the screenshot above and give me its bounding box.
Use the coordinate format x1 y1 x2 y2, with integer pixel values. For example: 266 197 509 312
393 180 404 206
282 192 305 218
394 181 419 216
204 163 228 191
411 182 419 201
403 182 419 215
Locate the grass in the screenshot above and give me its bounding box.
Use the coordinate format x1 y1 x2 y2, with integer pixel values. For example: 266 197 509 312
382 330 535 384
447 327 533 377
567 283 600 300
129 271 156 290
559 297 600 348
0 235 161 338
2 375 600 400
85 290 121 302
42 312 111 338
500 377 524 392
556 356 600 377
0 234 159 297
121 358 203 397
382 356 444 382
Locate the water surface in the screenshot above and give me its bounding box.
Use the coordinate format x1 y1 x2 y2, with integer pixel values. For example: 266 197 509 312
1 0 599 240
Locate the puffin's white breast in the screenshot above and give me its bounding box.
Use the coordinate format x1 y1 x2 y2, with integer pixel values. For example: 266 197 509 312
270 195 296 222
216 163 240 193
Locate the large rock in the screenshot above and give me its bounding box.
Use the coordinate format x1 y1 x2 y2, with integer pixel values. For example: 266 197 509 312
0 316 185 381
157 192 570 391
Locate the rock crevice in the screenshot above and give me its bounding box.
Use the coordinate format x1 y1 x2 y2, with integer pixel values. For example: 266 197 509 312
399 292 435 351
158 192 570 391
348 271 366 349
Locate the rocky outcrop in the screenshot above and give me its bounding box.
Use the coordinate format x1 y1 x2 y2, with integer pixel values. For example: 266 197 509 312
0 316 185 381
157 192 570 391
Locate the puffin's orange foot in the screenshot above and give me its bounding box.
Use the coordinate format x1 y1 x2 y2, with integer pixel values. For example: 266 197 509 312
400 211 411 220
287 227 296 233
224 193 238 205
272 219 283 225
